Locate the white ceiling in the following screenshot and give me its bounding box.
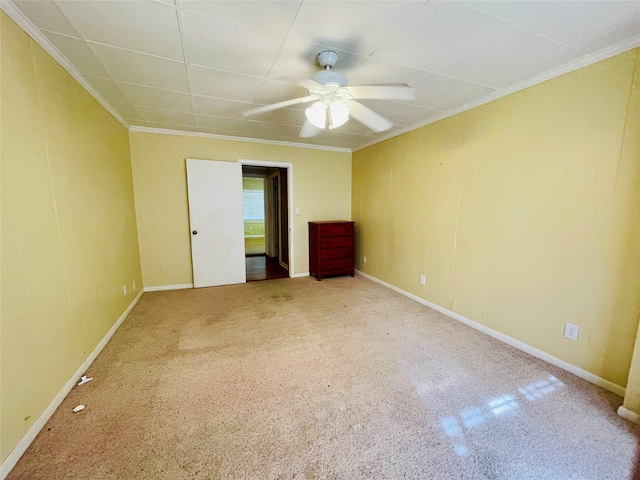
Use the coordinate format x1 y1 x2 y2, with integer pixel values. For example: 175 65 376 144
8 0 640 151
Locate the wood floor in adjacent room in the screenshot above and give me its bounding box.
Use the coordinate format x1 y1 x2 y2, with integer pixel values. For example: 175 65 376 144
8 276 636 479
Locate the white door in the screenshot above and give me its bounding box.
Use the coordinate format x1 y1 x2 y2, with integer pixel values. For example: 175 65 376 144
186 159 246 288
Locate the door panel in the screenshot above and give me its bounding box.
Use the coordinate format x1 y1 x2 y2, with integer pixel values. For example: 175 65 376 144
186 159 246 288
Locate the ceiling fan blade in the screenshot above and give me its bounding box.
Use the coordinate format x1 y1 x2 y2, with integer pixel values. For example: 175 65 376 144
243 96 316 117
348 101 394 132
278 76 323 91
347 84 416 101
299 120 323 138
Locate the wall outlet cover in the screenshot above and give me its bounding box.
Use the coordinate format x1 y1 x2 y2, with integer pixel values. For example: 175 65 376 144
419 274 426 285
564 322 579 341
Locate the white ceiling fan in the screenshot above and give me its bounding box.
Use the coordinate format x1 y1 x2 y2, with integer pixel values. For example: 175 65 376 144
243 50 416 138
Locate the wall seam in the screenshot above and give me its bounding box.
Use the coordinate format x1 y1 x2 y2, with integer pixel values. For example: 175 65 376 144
28 39 84 364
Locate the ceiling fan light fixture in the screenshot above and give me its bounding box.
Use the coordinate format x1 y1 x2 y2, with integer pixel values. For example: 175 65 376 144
328 101 349 129
305 101 327 129
305 101 350 130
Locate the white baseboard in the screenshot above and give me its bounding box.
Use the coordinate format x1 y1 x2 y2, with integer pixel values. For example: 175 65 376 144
355 270 626 398
0 290 144 479
617 406 639 424
292 272 310 278
144 283 193 292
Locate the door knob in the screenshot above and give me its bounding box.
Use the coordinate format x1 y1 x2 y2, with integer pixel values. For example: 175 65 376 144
192 230 198 235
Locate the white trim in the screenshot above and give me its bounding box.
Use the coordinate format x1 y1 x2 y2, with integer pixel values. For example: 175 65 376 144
239 159 295 279
130 126 351 153
0 1 129 130
353 35 640 152
617 406 639 424
143 283 193 292
355 269 626 397
0 290 143 479
292 272 310 278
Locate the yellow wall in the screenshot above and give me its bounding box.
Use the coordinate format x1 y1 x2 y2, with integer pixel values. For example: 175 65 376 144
130 133 351 286
619 49 640 413
353 49 640 388
1 12 142 461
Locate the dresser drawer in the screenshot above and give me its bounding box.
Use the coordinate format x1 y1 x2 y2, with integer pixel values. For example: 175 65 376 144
320 247 353 260
319 223 354 237
320 257 353 271
320 236 354 248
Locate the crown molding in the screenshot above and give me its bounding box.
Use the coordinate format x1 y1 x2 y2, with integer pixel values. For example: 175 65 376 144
354 35 640 152
0 0 130 130
129 126 352 153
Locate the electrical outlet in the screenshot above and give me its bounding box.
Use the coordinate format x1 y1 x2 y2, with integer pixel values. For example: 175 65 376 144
123 284 128 296
564 322 579 341
419 274 426 285
363 256 367 264
132 280 136 291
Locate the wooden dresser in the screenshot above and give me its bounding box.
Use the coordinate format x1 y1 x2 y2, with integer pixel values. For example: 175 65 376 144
309 221 355 281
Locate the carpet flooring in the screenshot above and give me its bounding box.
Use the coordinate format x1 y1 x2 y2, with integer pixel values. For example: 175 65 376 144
7 275 637 479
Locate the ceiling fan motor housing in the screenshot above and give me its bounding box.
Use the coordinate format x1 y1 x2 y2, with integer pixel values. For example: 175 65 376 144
312 70 347 88
313 50 347 87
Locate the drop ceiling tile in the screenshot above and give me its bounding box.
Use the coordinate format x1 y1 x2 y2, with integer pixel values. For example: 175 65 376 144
188 65 264 101
267 39 367 82
339 117 379 136
346 59 430 88
409 73 491 109
254 79 309 107
370 2 512 71
90 44 188 92
464 1 545 24
434 87 496 111
181 1 301 35
251 107 307 126
83 75 129 103
490 49 583 89
403 109 446 127
44 31 109 78
366 101 435 126
575 18 640 55
191 95 253 118
58 0 183 60
288 1 424 56
438 27 566 85
14 1 78 37
246 120 301 138
118 83 192 112
137 107 195 126
183 10 284 77
195 115 247 131
110 102 143 120
518 1 640 47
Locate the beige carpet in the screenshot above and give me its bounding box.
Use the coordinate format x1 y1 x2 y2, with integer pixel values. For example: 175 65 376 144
7 276 637 479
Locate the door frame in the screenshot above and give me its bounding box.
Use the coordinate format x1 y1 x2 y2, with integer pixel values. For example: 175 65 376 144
267 170 281 260
238 159 294 278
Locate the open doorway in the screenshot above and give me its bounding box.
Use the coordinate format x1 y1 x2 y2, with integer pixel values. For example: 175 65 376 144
242 165 290 282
